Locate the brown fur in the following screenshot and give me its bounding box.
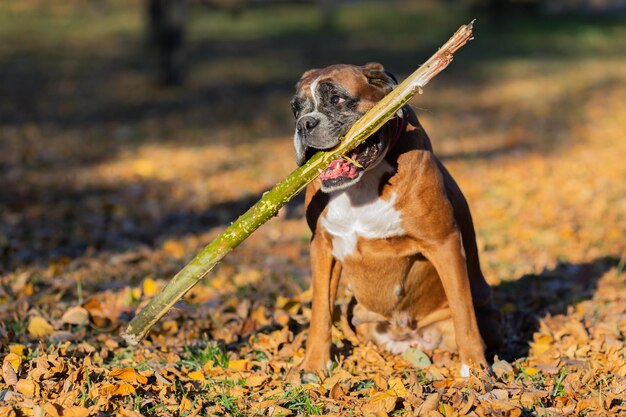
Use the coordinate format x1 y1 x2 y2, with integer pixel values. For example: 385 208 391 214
297 65 502 374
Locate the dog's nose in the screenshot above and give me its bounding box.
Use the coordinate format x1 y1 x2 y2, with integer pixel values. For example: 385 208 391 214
296 116 319 134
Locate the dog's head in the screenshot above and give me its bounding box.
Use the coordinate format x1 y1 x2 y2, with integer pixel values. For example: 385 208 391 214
291 63 398 192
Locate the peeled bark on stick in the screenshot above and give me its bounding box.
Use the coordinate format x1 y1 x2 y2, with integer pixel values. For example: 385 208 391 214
122 21 475 345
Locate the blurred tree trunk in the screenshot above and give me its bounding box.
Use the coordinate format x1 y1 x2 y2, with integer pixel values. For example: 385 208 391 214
318 0 335 29
148 0 188 86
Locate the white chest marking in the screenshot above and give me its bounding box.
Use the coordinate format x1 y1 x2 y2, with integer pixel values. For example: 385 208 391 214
320 163 404 260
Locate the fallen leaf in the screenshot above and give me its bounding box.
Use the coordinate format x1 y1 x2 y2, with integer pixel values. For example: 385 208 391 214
61 306 89 325
492 359 514 379
112 382 136 396
227 359 249 371
3 354 21 373
27 317 54 337
267 405 292 416
361 391 397 414
0 405 17 417
188 371 205 382
8 345 25 358
142 278 159 297
163 240 186 259
179 397 192 414
2 361 18 386
329 383 344 400
62 407 90 417
402 347 432 368
387 377 407 397
245 375 268 388
109 368 148 384
419 392 441 414
16 379 39 396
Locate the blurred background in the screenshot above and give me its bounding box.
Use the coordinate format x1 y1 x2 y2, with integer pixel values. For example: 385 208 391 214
0 0 624 283
1 4 625 412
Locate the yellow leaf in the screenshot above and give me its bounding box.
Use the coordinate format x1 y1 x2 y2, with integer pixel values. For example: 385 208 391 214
61 306 89 325
525 367 539 376
109 367 148 384
188 371 205 382
28 316 54 337
276 296 301 314
142 278 159 297
3 353 21 373
530 334 553 356
62 407 90 417
387 377 407 397
8 345 25 358
227 359 249 371
133 159 155 177
203 360 214 373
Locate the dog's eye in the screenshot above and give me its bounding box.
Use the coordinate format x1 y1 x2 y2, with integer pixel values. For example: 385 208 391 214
291 104 300 118
330 95 345 105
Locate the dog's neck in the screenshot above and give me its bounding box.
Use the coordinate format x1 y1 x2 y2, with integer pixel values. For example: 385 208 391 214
328 159 395 207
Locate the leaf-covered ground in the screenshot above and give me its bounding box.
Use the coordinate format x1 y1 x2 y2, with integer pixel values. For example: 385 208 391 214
1 2 625 416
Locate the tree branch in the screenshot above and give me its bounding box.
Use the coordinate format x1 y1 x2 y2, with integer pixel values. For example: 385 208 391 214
121 20 475 345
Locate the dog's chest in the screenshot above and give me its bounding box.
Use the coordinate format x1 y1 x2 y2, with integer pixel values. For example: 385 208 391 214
320 180 405 261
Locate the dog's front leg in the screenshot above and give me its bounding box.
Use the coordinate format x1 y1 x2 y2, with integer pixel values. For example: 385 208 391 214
425 231 487 376
300 231 341 371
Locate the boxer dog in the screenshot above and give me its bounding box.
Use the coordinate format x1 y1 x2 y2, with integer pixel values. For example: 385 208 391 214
291 63 502 377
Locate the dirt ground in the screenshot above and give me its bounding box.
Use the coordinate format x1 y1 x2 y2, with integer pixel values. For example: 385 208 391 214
0 1 625 416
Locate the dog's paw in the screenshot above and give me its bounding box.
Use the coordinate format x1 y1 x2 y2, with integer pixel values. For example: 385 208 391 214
460 363 471 378
298 352 332 373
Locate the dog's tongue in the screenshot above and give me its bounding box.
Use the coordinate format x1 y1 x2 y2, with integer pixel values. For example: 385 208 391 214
319 157 358 181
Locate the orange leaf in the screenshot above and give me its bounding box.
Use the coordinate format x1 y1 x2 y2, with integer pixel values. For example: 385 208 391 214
163 240 186 259
227 359 249 371
62 406 90 417
179 397 192 414
16 379 39 396
0 405 16 417
112 382 136 396
361 391 397 414
109 367 148 384
245 375 268 388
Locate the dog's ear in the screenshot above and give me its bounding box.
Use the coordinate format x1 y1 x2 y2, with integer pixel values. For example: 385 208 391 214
295 68 320 90
361 62 397 93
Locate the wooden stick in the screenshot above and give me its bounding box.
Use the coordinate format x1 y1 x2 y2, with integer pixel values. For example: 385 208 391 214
121 21 475 345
